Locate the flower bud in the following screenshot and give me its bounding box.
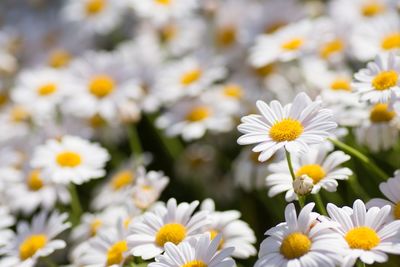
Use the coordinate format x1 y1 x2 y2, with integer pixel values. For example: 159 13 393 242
293 175 314 196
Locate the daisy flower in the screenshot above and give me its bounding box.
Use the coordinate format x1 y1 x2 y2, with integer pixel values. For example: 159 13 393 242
266 143 352 202
31 135 110 185
200 199 256 259
327 199 400 266
352 53 400 103
255 203 346 267
237 92 337 162
62 0 127 35
0 206 15 247
249 20 314 67
0 104 31 144
127 198 210 260
149 233 235 267
0 211 70 267
367 170 400 221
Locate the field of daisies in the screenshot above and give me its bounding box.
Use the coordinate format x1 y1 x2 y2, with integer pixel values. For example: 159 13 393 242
1 0 400 267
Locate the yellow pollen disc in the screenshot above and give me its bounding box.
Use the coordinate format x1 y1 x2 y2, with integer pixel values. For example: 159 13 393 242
0 93 8 106
48 49 71 68
10 106 29 122
37 83 57 96
264 21 286 34
90 219 102 236
381 33 400 50
181 260 208 267
106 240 128 266
180 69 202 86
111 170 135 190
209 230 224 250
320 39 344 59
186 106 211 122
19 234 48 260
216 25 237 47
330 78 351 91
89 114 107 128
296 164 326 184
394 202 400 220
155 223 187 247
361 2 385 17
223 84 243 99
254 64 275 77
369 103 395 123
155 0 171 5
160 24 177 42
280 232 311 259
89 75 115 98
85 0 106 15
56 151 82 168
269 118 304 142
345 227 380 250
281 38 304 51
372 70 398 90
27 169 44 191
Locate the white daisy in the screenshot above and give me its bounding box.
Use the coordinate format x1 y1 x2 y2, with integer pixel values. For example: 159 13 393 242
0 211 71 267
255 203 346 267
367 170 400 221
200 199 256 259
127 198 210 260
327 199 400 266
149 233 235 267
31 135 110 185
0 104 31 144
249 20 314 67
352 53 400 103
266 143 352 202
237 92 337 162
0 206 15 248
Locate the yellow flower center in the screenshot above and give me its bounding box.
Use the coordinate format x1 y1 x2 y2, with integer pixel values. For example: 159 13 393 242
372 70 398 90
264 21 286 34
186 106 211 122
254 64 275 77
56 151 82 167
90 219 102 236
10 106 29 122
155 0 171 5
330 78 351 91
381 33 400 50
19 234 48 260
361 2 385 17
89 114 107 128
37 83 57 96
209 230 224 250
223 84 243 99
111 170 135 190
106 240 128 266
394 202 400 220
155 223 187 247
0 93 8 106
48 49 71 68
280 232 311 259
181 260 208 267
180 69 202 86
89 75 115 98
369 103 395 123
160 24 177 42
269 118 304 142
216 25 237 47
281 38 304 51
85 0 106 15
296 164 326 184
27 169 44 191
345 227 380 250
320 39 344 59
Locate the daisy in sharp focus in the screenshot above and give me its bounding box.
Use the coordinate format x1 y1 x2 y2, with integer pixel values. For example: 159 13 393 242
367 170 400 221
31 135 110 185
0 211 70 267
352 53 400 103
237 92 337 162
266 143 352 202
149 233 235 267
200 199 256 259
327 199 400 266
127 198 210 260
255 203 346 267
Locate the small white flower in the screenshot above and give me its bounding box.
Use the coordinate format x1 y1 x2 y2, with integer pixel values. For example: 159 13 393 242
237 92 337 161
31 135 110 185
327 199 400 266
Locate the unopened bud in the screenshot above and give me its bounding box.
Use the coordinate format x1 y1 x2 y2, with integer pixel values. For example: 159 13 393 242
293 175 314 196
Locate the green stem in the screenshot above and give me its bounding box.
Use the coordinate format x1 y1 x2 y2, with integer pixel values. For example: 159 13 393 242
328 138 388 181
41 256 57 267
356 260 366 267
285 149 305 208
127 124 143 155
298 196 305 209
68 184 82 226
313 192 327 216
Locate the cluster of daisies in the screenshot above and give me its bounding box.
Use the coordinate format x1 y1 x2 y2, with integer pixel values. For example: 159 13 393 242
0 0 400 266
